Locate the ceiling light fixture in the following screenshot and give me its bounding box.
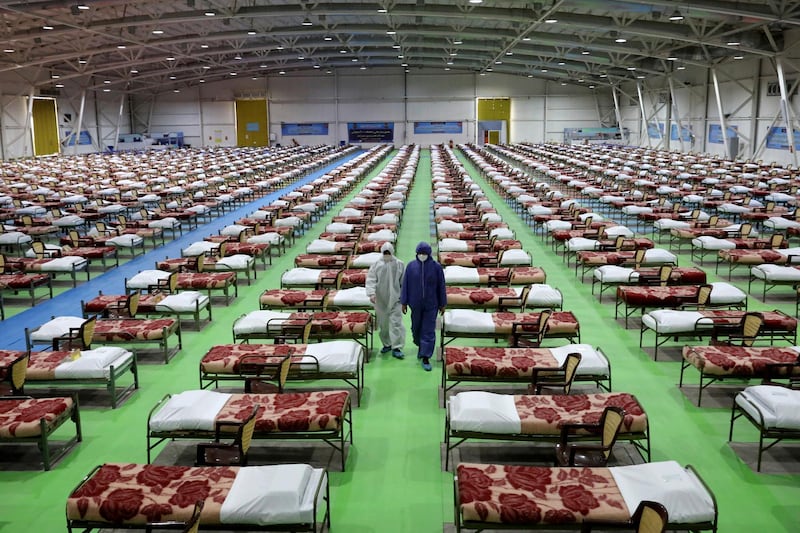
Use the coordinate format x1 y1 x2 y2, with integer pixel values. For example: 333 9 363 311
727 41 740 46
152 29 163 34
78 58 87 64
301 17 312 26
3 49 14 53
541 68 548 72
166 56 176 61
616 36 627 43
581 50 590 55
199 79 205 82
130 69 138 74
668 10 684 21
667 56 677 61
200 44 209 48
386 30 396 35
279 70 286 75
173 89 180 93
453 39 463 45
324 35 332 41
230 72 237 75
469 0 483 4
676 65 686 70
168 75 176 80
377 8 387 13
55 83 64 87
522 36 531 41
247 30 257 35
544 18 557 23
103 88 111 92
77 4 90 10
734 55 744 60
205 11 215 16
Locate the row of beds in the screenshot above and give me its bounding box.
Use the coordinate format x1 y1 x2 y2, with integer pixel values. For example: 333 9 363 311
0 144 404 532
0 141 792 532
0 145 354 317
474 143 800 472
515 142 800 293
421 141 800 532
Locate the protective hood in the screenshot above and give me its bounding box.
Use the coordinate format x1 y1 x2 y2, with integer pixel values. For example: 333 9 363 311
380 242 395 255
415 241 432 255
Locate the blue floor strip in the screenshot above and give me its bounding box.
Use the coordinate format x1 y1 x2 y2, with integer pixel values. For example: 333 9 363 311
1 153 361 350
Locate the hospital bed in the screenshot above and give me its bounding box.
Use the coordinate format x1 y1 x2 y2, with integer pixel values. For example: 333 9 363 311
0 395 81 471
146 389 352 470
199 340 365 404
453 461 717 532
444 390 649 469
441 309 580 348
730 384 800 471
66 462 330 531
680 344 800 406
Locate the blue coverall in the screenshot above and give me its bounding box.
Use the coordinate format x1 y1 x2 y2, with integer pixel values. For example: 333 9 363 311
400 243 447 359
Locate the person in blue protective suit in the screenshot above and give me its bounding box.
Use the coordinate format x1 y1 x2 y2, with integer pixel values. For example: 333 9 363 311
365 242 406 359
400 241 447 371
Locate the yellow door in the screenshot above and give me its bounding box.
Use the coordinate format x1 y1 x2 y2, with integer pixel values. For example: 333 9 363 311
235 99 269 147
477 97 511 140
32 98 59 156
488 130 500 144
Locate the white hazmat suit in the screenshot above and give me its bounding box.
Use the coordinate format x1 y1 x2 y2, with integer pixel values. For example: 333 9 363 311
365 242 406 354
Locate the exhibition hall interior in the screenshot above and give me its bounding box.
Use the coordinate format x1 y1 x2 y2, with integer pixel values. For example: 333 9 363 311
0 1 799 532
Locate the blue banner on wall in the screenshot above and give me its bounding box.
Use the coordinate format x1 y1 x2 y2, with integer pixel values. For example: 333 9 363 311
281 123 329 136
64 130 92 146
646 122 665 139
413 121 463 134
766 126 800 150
708 124 738 144
347 122 394 143
670 124 693 142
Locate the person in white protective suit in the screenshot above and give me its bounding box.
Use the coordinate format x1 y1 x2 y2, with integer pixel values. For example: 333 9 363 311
365 241 406 358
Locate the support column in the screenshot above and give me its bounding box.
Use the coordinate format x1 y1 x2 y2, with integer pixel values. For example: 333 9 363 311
73 90 86 155
711 68 731 160
668 76 685 152
636 82 652 149
748 58 762 161
612 86 625 143
23 88 35 156
776 58 798 167
113 93 125 151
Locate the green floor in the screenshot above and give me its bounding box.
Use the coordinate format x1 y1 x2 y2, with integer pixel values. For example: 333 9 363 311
1 147 799 532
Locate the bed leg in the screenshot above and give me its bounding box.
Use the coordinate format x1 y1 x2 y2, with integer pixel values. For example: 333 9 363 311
39 418 51 471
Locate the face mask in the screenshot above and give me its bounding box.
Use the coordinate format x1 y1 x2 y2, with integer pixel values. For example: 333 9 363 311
417 254 428 262
382 254 392 262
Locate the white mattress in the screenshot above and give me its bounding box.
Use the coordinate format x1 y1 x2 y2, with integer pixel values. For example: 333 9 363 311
603 225 634 238
751 264 800 281
642 248 677 263
691 236 735 250
610 461 716 524
127 269 171 289
215 255 254 270
366 229 396 242
350 253 381 268
641 310 714 333
29 316 86 342
53 346 133 379
449 391 521 433
182 241 219 256
444 265 480 284
439 238 470 252
549 344 609 375
281 268 324 285
708 282 747 304
443 309 495 333
155 291 209 312
737 385 800 429
329 286 370 307
233 310 291 335
437 220 464 233
300 340 363 372
566 237 599 252
500 249 531 266
523 284 562 307
107 234 144 247
306 239 339 254
593 265 638 283
248 232 283 245
41 256 88 271
149 390 231 431
220 465 326 526
325 222 354 233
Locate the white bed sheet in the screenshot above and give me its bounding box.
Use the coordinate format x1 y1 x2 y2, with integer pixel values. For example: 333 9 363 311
41 257 87 271
300 340 362 373
329 287 370 307
53 346 133 379
751 264 800 281
220 465 325 526
641 310 714 334
149 390 231 431
610 461 716 524
737 385 800 429
234 310 291 335
444 266 480 284
281 268 325 285
443 310 495 333
449 391 521 433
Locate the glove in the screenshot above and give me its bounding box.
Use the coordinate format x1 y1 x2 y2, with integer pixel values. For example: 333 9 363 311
369 295 376 304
